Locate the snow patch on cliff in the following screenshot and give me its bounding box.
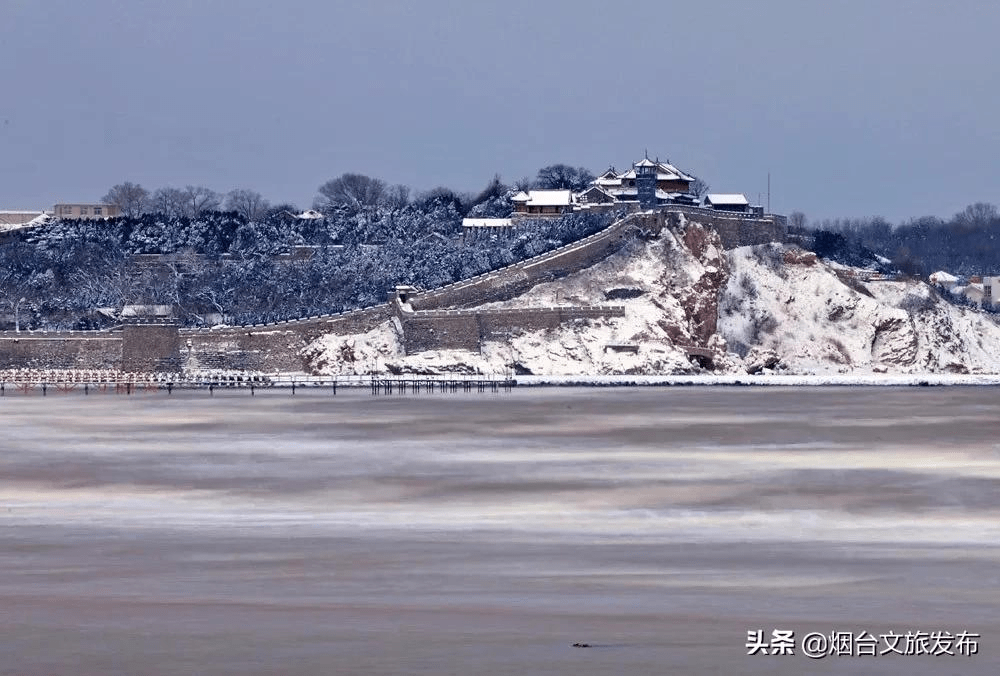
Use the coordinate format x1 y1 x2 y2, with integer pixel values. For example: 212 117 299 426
719 244 1000 374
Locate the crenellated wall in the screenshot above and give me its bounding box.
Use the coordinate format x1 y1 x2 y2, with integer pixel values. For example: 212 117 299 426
178 305 394 372
396 305 625 354
0 332 122 370
662 206 786 249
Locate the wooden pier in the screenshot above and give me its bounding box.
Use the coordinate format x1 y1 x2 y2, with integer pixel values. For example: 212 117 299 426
0 371 515 396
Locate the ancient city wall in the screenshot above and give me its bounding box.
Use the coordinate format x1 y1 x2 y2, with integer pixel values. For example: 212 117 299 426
0 331 121 370
410 208 784 313
401 313 480 354
179 305 393 372
0 207 784 371
397 305 625 354
410 212 669 311
121 324 181 372
662 206 787 249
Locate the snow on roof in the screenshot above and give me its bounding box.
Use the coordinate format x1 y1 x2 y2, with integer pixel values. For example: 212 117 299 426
654 161 695 182
523 190 573 206
929 271 959 285
706 193 749 206
619 168 690 182
0 210 52 229
121 304 174 317
511 191 530 202
295 209 324 220
609 188 638 197
462 218 514 228
590 157 696 186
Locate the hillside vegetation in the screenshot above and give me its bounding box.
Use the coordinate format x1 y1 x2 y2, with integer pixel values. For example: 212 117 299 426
0 206 612 330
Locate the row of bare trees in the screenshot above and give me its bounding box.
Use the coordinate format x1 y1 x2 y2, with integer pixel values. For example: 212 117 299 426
789 202 1000 277
102 183 272 221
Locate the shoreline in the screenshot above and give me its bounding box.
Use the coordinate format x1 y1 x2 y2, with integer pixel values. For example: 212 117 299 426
513 373 1000 387
3 370 1000 393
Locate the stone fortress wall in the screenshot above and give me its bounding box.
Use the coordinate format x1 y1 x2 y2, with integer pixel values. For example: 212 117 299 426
0 207 786 372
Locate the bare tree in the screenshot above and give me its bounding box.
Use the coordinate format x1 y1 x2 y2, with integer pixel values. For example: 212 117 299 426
956 202 998 229
101 181 149 218
689 177 710 199
383 184 411 210
787 211 808 232
315 173 387 212
225 188 270 222
150 187 189 218
0 254 34 332
183 186 221 217
535 164 594 191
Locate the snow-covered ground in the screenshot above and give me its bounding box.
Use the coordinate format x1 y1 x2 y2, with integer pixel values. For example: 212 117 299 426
303 221 1000 377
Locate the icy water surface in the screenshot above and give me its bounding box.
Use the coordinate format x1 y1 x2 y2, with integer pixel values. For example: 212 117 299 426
2 387 999 675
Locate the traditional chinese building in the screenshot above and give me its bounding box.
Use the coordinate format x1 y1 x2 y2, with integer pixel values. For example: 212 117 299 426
511 189 575 216
703 194 749 213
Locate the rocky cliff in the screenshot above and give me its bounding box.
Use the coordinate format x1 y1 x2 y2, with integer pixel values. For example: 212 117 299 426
303 219 1000 376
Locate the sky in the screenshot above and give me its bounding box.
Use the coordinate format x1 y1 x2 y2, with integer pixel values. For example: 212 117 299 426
2 0 998 223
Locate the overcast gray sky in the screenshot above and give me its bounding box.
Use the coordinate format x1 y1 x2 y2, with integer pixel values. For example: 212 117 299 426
2 0 997 223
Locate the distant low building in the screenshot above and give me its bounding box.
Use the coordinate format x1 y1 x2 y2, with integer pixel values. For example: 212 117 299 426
53 203 121 219
929 270 960 290
982 276 1000 307
462 217 514 230
0 210 50 227
121 304 175 319
962 282 985 306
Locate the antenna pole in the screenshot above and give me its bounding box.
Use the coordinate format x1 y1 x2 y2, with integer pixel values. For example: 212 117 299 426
767 172 771 214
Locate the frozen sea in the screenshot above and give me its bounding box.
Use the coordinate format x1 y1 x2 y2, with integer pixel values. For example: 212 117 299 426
1 386 999 675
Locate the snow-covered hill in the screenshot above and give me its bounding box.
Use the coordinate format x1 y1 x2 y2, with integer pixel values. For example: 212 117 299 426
303 221 1000 376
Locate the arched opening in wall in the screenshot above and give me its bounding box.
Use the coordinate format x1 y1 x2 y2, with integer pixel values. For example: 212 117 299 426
691 354 714 370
